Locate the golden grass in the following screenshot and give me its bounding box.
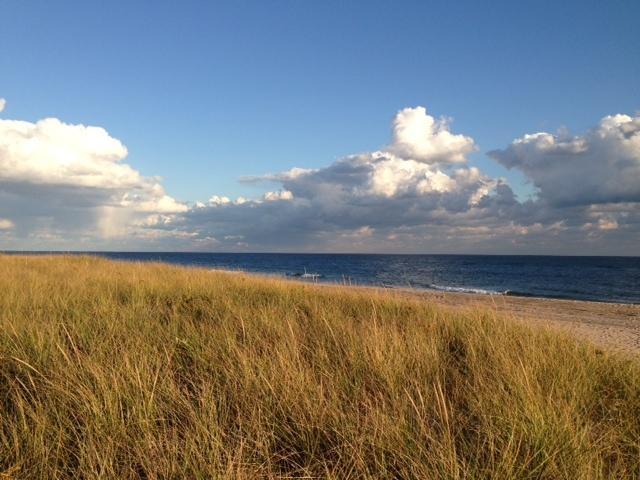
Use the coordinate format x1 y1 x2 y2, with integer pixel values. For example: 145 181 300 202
0 255 638 479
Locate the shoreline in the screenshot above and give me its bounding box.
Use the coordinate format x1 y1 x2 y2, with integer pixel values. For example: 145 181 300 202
209 267 639 306
213 268 640 354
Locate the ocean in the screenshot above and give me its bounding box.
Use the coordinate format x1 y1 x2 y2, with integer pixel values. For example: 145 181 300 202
10 252 640 304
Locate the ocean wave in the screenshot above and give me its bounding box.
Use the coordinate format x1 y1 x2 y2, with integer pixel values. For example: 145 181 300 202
210 267 244 274
428 284 507 295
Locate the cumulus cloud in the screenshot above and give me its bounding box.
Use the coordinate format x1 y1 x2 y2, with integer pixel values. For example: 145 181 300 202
0 98 5 113
2 101 638 254
0 105 186 248
163 107 533 252
263 190 294 201
388 107 476 163
0 118 134 187
242 107 492 205
489 113 640 206
157 106 640 254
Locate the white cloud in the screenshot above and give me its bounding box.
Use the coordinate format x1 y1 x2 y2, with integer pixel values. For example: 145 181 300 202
489 113 640 206
0 110 186 248
0 118 134 188
387 107 476 164
263 190 294 201
208 195 231 206
162 106 640 254
166 106 521 252
366 154 455 197
0 218 14 229
1 102 638 254
0 98 5 113
242 167 316 183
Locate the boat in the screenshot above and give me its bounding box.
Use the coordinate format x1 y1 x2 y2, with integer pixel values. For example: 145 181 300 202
287 267 321 280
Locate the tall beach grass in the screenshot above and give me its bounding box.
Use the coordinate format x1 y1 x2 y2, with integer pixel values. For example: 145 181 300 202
0 255 638 478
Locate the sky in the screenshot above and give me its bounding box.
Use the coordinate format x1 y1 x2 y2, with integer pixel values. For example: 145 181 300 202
0 0 639 254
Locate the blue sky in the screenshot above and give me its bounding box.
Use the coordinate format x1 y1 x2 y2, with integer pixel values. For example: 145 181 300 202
3 0 638 200
0 1 639 253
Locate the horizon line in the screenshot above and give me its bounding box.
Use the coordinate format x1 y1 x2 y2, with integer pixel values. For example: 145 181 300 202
1 250 638 258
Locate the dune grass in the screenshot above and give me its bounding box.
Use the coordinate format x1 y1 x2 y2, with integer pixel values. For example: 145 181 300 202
0 255 638 479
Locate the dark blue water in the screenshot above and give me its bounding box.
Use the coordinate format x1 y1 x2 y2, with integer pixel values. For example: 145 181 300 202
8 252 639 304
